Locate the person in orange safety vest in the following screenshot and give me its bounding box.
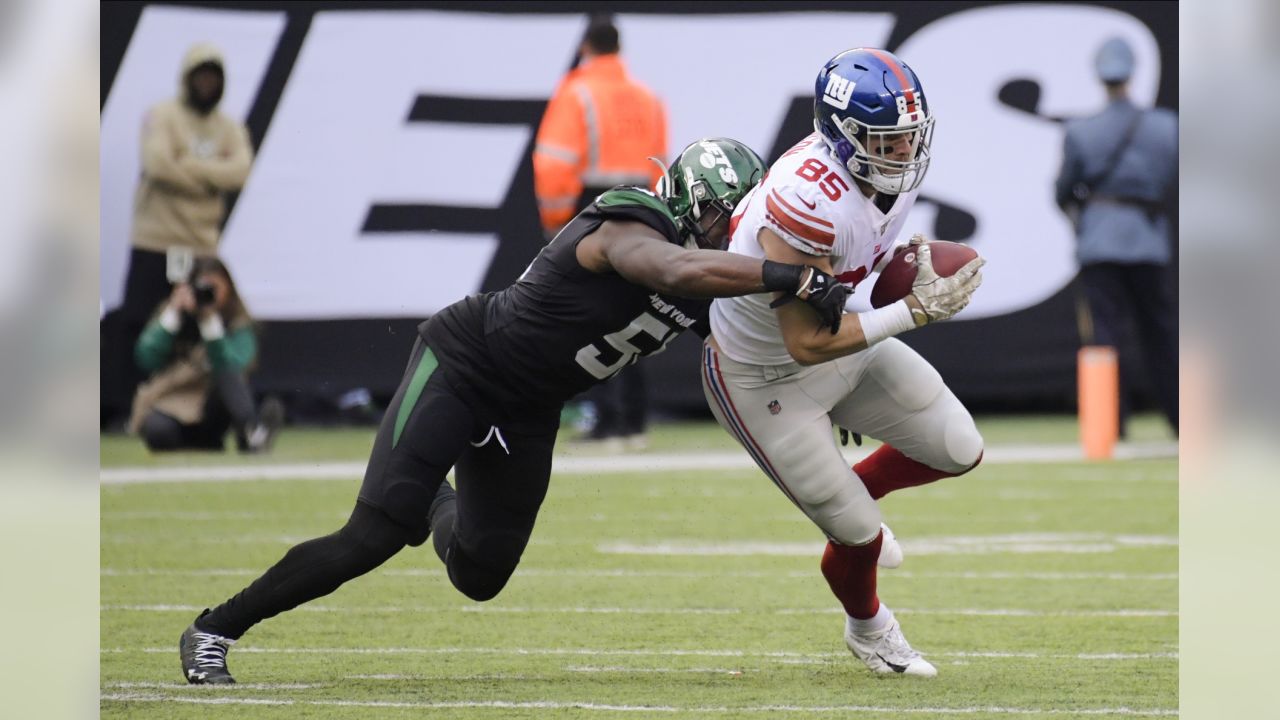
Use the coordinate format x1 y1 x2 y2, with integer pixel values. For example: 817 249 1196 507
533 16 669 237
533 16 671 450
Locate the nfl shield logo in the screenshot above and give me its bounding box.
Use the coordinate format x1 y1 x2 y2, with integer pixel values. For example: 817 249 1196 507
768 400 782 415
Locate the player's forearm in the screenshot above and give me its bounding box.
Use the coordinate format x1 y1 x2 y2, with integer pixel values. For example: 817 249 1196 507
783 300 919 365
661 252 803 299
783 314 869 365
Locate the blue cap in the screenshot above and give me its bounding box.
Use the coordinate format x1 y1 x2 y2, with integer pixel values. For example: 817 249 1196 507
1095 37 1135 82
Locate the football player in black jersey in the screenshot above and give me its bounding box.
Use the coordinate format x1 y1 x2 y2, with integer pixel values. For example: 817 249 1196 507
179 138 851 684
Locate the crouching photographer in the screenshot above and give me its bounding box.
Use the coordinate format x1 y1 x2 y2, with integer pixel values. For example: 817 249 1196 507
128 257 283 453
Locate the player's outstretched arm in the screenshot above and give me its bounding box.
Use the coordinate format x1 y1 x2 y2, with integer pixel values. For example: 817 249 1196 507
576 220 844 320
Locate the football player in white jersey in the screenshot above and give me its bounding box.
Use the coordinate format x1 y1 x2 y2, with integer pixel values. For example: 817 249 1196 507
704 48 984 677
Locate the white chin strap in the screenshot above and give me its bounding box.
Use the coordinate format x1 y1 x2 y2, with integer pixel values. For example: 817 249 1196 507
861 165 922 195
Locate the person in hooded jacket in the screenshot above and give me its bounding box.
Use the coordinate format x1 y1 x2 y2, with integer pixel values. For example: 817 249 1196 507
104 43 254 425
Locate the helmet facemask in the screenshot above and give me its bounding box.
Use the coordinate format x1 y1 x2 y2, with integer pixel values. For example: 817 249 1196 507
677 170 736 251
654 139 765 251
825 111 935 195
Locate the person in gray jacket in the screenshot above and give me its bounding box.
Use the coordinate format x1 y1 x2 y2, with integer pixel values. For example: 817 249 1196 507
1056 37 1178 436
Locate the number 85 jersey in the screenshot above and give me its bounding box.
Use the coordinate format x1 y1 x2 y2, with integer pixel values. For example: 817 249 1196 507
710 133 920 366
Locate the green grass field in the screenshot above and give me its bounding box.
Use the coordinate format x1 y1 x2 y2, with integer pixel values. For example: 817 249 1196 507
101 415 1177 718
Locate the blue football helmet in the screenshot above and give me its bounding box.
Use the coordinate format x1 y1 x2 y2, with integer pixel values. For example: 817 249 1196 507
813 48 935 195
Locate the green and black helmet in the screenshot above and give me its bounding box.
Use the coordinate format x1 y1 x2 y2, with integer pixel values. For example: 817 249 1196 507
654 138 767 250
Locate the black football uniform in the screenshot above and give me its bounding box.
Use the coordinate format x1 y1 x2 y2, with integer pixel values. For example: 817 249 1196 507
423 187 710 414
356 187 710 597
188 189 735 644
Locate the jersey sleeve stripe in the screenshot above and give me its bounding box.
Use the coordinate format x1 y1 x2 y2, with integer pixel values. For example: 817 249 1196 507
765 193 835 248
769 189 834 228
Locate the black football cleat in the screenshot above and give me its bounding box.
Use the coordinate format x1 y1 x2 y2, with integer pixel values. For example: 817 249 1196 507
180 611 237 684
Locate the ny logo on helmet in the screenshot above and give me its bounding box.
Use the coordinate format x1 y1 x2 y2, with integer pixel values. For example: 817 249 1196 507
822 73 856 110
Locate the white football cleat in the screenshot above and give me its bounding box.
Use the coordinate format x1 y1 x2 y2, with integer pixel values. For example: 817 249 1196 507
878 523 903 569
844 607 937 677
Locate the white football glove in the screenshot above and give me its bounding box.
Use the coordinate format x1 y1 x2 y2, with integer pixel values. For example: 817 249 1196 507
907 235 984 325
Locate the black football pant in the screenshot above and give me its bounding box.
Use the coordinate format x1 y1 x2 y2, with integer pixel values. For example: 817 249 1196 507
199 339 560 639
1080 262 1178 434
102 248 171 425
139 370 258 451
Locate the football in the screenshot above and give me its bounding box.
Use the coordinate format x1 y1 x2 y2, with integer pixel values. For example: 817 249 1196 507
869 240 980 308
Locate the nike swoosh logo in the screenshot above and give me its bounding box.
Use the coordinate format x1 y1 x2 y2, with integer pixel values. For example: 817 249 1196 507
877 653 910 673
799 197 817 210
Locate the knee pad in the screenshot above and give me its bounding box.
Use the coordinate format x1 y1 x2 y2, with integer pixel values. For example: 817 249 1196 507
445 531 529 602
378 481 436 547
941 406 984 473
343 502 414 560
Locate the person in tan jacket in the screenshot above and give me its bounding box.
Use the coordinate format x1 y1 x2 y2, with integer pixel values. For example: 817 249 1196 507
105 43 254 426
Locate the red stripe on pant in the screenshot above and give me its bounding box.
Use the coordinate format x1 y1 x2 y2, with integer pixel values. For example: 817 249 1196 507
707 349 801 508
854 445 984 500
821 531 883 619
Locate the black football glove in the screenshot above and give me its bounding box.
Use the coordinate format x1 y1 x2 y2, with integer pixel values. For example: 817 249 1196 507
769 267 849 334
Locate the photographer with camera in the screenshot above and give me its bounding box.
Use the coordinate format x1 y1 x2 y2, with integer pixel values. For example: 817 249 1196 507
102 42 254 428
129 257 282 453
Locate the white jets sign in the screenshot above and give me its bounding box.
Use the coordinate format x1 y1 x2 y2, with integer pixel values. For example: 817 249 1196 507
101 6 1161 321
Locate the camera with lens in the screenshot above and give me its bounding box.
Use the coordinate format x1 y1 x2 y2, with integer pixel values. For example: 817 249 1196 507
193 280 217 308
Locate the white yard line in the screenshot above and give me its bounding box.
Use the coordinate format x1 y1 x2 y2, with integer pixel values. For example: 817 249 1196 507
103 533 1178 555
104 645 1178 661
563 666 749 673
107 681 324 690
98 693 1178 715
100 567 1177 581
100 442 1177 485
598 534 1177 557
103 604 1176 618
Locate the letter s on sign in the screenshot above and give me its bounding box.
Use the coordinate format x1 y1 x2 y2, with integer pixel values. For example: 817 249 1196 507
892 4 1161 319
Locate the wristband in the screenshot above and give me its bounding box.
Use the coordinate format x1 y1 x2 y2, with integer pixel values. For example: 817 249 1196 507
761 260 805 294
198 313 226 341
159 306 182 334
795 268 815 297
857 299 916 347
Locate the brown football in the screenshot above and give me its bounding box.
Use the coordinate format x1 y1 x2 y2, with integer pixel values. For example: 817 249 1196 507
869 241 979 308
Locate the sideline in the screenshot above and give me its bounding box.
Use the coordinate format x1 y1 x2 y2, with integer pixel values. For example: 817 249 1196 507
101 442 1177 485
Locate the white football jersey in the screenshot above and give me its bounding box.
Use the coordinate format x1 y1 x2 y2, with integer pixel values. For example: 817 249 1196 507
711 133 920 365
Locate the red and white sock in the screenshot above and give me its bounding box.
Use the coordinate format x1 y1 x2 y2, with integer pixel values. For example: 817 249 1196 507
854 444 982 500
821 531 882 620
847 601 893 635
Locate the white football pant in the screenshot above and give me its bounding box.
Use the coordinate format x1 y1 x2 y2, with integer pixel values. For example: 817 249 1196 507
701 337 983 546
